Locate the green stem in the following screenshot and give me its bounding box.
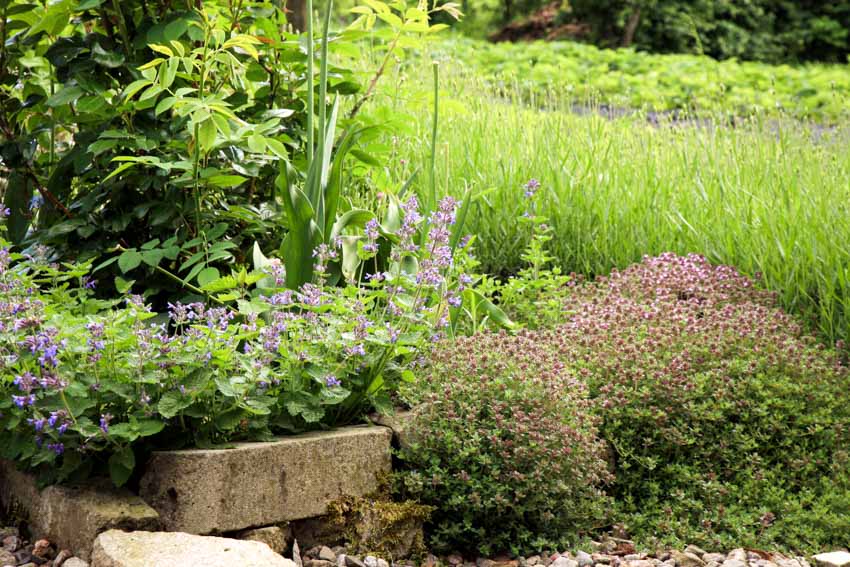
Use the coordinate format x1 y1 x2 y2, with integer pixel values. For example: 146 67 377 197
306 0 314 164
110 0 132 58
153 263 222 302
429 62 439 209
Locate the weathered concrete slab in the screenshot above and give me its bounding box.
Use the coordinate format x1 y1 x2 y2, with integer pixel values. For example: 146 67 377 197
138 425 392 534
91 530 296 567
0 460 160 561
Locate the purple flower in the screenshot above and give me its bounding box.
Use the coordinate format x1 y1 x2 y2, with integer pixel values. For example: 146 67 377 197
354 316 371 340
524 178 541 198
298 283 324 307
0 205 10 217
365 218 380 240
27 418 46 432
12 394 35 408
13 372 36 393
86 322 105 337
325 375 341 388
99 413 112 434
345 344 366 357
29 194 44 211
265 291 294 306
47 442 64 455
312 243 338 276
386 323 400 344
82 276 97 290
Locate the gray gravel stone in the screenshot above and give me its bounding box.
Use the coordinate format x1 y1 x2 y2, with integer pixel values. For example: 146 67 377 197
671 551 705 567
552 557 578 567
63 560 89 567
364 556 378 567
0 549 16 566
685 547 707 559
720 560 747 567
345 556 366 567
704 555 726 564
576 551 593 567
318 547 337 563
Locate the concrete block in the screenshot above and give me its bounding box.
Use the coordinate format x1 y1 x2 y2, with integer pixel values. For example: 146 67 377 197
0 460 159 561
138 425 392 534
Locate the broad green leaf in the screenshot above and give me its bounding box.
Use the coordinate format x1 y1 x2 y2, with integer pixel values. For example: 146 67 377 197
197 267 220 287
197 119 217 153
118 249 143 273
47 86 84 107
158 391 193 419
108 447 135 487
206 175 247 188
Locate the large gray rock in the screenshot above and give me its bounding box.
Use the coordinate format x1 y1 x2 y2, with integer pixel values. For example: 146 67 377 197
813 553 850 567
91 530 295 567
139 425 392 534
0 460 159 561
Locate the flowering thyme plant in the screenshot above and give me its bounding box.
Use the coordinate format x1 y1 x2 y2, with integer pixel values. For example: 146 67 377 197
0 196 482 486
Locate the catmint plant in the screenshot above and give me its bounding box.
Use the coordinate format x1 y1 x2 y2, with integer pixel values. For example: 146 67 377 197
0 196 484 487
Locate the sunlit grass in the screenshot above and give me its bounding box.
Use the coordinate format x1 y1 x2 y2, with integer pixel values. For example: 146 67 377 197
379 56 850 345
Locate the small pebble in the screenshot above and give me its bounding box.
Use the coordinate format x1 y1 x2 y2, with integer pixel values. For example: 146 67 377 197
346 557 367 567
318 547 337 563
53 549 73 567
364 556 378 567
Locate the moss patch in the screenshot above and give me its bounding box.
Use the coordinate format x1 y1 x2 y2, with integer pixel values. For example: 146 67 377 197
327 496 433 560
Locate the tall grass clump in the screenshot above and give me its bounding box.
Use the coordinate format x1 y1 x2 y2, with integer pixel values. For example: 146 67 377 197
382 64 850 345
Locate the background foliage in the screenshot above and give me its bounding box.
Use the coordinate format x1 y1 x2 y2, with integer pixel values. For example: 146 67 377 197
567 0 850 63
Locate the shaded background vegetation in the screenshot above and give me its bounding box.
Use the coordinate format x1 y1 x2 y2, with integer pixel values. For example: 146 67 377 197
454 0 850 64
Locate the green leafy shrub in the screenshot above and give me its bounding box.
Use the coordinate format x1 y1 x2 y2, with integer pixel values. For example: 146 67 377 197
432 37 850 120
567 0 850 64
539 253 850 551
0 195 494 486
0 0 455 301
396 330 611 556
